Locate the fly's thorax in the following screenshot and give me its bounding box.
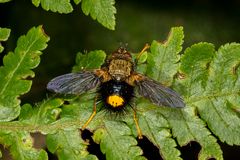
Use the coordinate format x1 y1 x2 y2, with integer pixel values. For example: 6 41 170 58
108 59 133 81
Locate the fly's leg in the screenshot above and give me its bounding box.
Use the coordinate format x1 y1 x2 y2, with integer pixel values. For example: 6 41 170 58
133 108 143 139
135 43 150 64
81 96 98 130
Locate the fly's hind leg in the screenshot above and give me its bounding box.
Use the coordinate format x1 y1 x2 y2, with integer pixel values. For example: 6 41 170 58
133 108 143 139
81 96 98 130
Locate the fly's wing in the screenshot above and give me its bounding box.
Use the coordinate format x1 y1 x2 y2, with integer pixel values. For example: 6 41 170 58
47 71 100 94
136 77 185 108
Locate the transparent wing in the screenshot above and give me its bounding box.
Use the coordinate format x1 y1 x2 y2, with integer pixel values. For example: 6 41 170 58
47 71 100 94
136 78 185 108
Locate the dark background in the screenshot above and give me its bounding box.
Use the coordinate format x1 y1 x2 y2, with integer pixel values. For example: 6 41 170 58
0 0 240 159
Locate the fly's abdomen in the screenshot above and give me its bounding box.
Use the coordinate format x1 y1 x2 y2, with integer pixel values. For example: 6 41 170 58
99 80 134 112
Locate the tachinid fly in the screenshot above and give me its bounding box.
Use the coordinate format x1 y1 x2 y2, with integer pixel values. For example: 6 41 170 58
47 45 185 138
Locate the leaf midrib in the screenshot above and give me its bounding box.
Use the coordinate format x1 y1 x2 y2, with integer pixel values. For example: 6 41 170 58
0 36 38 96
0 119 82 132
62 131 79 159
187 91 240 103
104 122 124 159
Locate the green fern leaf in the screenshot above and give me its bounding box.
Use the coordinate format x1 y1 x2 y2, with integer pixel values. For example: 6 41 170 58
143 38 222 159
159 43 224 160
134 100 182 160
19 98 63 128
81 0 116 30
146 27 183 85
0 131 47 160
47 129 97 160
0 28 11 53
180 43 240 145
32 0 73 13
31 0 116 30
93 121 146 160
159 106 223 160
0 26 49 121
72 50 106 72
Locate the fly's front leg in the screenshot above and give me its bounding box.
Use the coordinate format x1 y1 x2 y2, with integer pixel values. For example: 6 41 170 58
135 43 150 65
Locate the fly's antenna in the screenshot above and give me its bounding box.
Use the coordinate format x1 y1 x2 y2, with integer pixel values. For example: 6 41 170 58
118 42 128 53
119 42 128 49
